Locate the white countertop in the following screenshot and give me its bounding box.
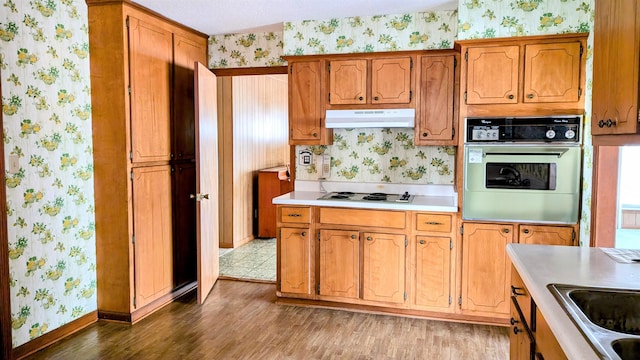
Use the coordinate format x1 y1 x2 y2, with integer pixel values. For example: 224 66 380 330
272 181 458 212
507 244 640 360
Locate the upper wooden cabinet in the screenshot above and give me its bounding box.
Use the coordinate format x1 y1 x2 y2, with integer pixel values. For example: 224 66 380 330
415 54 457 145
592 0 640 136
285 59 332 145
457 34 587 117
328 57 412 106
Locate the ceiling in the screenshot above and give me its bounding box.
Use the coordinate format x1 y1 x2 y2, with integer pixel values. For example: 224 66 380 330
133 0 458 36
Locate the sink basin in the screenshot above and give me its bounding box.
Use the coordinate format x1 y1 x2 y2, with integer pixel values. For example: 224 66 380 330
548 284 640 360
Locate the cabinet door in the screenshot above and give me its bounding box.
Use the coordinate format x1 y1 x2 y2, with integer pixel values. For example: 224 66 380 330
329 59 367 105
319 230 359 299
523 42 582 103
416 55 455 144
279 227 312 295
371 57 412 104
415 236 452 311
132 165 173 309
510 300 534 360
460 223 514 317
362 232 406 304
289 61 324 142
128 16 173 163
465 45 519 105
535 308 567 359
519 225 575 246
592 0 640 135
173 34 207 160
172 163 196 289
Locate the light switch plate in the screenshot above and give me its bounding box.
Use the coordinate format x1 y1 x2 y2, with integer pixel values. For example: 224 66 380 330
8 154 19 174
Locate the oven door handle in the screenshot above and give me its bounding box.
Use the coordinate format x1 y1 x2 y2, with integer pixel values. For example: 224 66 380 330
484 150 568 158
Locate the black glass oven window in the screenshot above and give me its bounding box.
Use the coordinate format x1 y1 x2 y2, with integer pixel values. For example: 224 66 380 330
485 162 557 190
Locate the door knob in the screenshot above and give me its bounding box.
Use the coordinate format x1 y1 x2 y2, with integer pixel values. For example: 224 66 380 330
190 193 210 201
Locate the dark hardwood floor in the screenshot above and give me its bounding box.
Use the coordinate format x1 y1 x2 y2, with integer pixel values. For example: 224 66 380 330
25 280 509 359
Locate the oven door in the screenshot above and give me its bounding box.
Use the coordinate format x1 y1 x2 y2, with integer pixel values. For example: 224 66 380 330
463 145 581 224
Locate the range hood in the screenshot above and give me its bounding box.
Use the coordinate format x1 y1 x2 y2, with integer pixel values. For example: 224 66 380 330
325 109 415 128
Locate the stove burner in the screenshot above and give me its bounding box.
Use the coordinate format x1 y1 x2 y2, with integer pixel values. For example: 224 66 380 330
363 194 387 201
330 194 351 199
368 192 387 196
337 192 355 196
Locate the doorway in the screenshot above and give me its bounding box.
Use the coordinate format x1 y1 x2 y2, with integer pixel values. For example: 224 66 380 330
212 67 289 281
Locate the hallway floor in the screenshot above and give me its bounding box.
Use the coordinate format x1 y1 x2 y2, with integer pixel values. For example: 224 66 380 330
219 238 276 282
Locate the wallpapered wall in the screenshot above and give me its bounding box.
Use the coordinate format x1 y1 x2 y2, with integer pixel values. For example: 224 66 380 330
208 32 286 68
0 0 97 348
457 0 594 243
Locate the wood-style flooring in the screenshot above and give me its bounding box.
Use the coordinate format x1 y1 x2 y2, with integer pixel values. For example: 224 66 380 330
25 280 509 359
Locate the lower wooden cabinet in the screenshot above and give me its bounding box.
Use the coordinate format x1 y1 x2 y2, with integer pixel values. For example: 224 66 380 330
319 229 360 299
510 298 534 360
362 232 406 304
414 236 453 311
279 227 312 295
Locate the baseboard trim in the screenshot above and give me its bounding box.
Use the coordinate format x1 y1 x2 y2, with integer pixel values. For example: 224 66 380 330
13 311 97 360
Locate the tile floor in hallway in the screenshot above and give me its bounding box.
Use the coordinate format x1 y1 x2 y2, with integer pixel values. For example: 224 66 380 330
219 238 276 282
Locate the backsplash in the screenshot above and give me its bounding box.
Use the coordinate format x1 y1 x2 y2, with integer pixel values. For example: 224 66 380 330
295 128 455 184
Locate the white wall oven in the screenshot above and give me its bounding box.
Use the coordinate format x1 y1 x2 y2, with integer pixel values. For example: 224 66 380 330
463 116 582 224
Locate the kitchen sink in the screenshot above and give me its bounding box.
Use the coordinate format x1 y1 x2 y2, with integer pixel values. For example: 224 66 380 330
548 284 640 359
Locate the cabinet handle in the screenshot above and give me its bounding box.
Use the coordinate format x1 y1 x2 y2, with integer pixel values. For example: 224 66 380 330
511 285 526 296
503 228 510 233
508 94 514 100
523 229 530 234
287 213 302 217
527 94 534 99
374 96 379 101
510 317 519 325
351 234 357 239
513 326 522 335
358 96 364 101
422 132 428 137
419 239 425 245
606 119 617 127
366 236 372 241
425 221 443 225
300 231 306 237
312 132 318 137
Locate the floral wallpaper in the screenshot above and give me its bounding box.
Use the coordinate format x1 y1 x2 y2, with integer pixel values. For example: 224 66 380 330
0 0 96 348
208 31 286 68
457 0 594 245
296 128 455 184
283 11 458 55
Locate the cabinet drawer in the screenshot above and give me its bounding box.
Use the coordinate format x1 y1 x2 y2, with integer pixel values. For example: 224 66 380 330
280 207 311 223
415 213 452 233
319 208 406 229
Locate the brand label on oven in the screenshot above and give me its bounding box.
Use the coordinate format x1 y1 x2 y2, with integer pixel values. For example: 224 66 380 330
468 148 483 163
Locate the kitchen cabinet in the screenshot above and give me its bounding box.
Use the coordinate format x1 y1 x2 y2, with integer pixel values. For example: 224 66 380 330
285 59 332 145
279 227 312 295
257 166 293 238
592 0 640 136
412 212 456 312
362 232 406 304
457 34 587 117
518 225 575 246
510 266 534 360
535 307 567 359
460 223 514 318
415 54 457 145
328 57 412 105
87 0 208 322
319 229 360 299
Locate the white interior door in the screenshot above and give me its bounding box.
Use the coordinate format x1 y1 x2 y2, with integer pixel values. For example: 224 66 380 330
194 62 219 304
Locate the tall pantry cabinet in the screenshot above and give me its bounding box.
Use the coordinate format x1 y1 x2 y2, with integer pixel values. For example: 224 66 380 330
86 0 208 322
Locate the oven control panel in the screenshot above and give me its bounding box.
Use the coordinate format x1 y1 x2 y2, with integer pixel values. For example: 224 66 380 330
465 116 581 143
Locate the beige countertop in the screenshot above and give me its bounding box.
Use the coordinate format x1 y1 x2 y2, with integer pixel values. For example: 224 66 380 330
507 244 640 360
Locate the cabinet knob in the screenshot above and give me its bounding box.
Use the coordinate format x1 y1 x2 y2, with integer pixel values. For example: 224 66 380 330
358 96 364 101
606 119 617 127
366 236 372 241
510 317 519 325
178 152 183 158
503 228 510 233
513 327 522 335
287 213 301 217
374 96 379 101
419 239 425 245
508 94 514 100
598 119 605 128
523 229 530 234
312 132 318 137
527 94 534 99
300 231 306 237
351 234 357 239
190 193 209 201
422 132 428 137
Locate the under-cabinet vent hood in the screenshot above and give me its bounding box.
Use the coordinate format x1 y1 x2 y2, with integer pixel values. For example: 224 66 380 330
325 109 415 128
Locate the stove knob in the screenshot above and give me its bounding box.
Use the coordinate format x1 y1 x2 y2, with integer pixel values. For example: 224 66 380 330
565 129 576 139
545 129 556 139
